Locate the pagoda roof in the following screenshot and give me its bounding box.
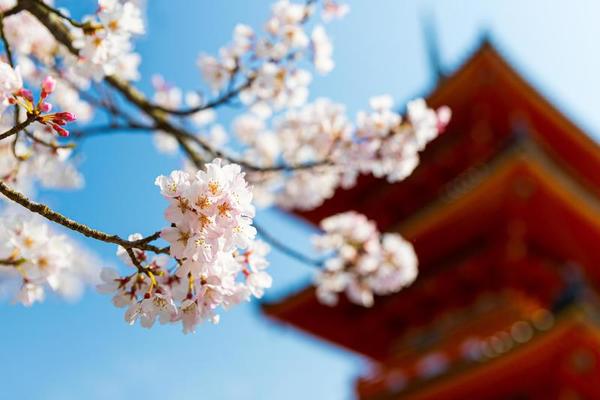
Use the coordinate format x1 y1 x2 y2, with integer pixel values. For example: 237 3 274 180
263 39 600 360
357 305 600 400
296 39 600 229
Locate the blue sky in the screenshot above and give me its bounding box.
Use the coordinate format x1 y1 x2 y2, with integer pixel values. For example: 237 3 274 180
2 1 600 399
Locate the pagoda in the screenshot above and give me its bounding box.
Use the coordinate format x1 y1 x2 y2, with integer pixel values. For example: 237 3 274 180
263 39 600 399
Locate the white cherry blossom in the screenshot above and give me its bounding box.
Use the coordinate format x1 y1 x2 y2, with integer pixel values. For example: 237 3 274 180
0 213 99 306
313 212 418 307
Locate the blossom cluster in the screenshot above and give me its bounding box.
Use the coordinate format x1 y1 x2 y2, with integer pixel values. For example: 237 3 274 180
195 0 340 118
144 1 448 215
313 211 418 307
0 212 98 306
150 0 347 157
0 0 448 325
71 0 144 80
98 160 272 333
240 96 450 210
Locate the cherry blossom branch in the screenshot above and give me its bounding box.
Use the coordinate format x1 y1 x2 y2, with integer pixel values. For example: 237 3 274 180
24 129 75 149
71 122 155 138
0 114 36 141
125 247 145 271
151 0 314 117
0 257 25 266
153 79 254 116
15 0 403 286
19 0 332 175
32 0 90 29
0 5 23 19
0 180 168 254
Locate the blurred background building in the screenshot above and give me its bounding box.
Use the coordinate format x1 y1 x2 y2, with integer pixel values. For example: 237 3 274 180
265 39 600 399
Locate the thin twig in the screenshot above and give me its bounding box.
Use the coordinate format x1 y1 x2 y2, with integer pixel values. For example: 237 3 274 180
255 223 323 268
154 79 254 116
1 5 23 19
0 115 36 141
33 0 90 29
126 247 144 270
25 129 75 149
22 0 331 173
0 180 168 254
16 0 326 269
0 257 26 266
71 122 155 138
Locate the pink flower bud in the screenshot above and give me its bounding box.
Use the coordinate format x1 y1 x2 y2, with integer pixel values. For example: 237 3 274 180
39 102 52 113
17 88 33 102
41 76 56 97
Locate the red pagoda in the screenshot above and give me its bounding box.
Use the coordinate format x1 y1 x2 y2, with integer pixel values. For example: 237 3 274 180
263 39 600 399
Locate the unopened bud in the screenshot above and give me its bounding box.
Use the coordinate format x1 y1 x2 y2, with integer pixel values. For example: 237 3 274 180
41 76 56 98
39 102 52 113
17 88 33 102
55 111 76 122
51 124 69 137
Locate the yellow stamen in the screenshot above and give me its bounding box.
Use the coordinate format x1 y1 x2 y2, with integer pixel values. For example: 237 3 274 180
208 181 219 195
195 195 210 209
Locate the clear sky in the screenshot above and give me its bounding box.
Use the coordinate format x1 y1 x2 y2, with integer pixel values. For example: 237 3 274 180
3 1 600 399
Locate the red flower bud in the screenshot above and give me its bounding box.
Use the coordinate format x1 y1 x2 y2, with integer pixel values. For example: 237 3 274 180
17 88 33 102
55 111 76 122
51 124 69 137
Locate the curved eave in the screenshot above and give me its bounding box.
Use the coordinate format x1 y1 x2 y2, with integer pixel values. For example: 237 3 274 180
429 40 600 196
263 141 600 358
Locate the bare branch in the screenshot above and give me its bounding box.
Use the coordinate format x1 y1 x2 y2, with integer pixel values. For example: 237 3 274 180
0 257 26 266
1 5 23 19
0 114 36 141
255 223 323 268
153 79 254 116
71 122 155 139
25 130 75 149
0 180 168 254
32 0 90 29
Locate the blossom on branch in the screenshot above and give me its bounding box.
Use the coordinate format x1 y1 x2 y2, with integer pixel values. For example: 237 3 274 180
313 211 418 307
0 0 452 334
242 96 449 210
70 0 145 80
0 212 99 306
99 160 271 333
193 0 341 118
